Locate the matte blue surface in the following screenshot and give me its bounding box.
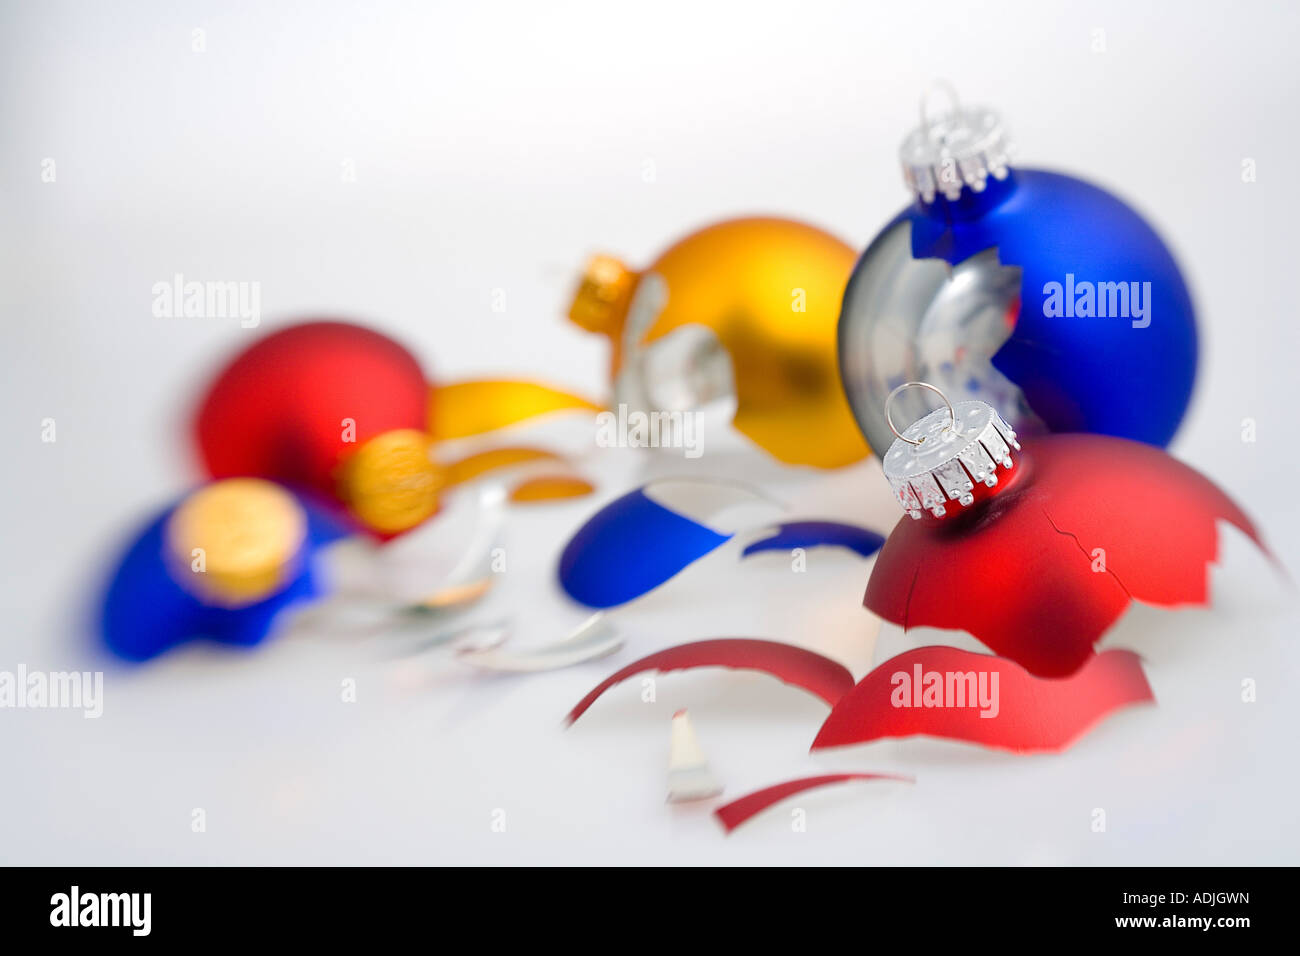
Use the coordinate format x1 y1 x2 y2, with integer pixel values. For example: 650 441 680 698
99 491 351 661
740 521 885 560
558 488 732 609
859 168 1197 447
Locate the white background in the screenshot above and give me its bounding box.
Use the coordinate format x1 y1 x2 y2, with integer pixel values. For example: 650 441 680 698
1 0 1297 864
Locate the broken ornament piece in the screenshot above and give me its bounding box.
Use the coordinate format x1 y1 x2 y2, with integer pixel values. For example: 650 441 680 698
812 646 1155 754
566 639 854 725
714 773 912 834
666 710 723 803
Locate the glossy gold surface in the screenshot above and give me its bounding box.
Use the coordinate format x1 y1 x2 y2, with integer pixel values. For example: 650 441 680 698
429 380 601 441
508 474 595 502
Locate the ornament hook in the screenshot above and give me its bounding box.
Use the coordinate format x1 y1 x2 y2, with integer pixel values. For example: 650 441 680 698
885 381 956 446
919 81 962 141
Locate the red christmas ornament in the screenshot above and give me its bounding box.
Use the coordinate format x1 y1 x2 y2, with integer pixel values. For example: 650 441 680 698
864 383 1267 677
194 321 440 536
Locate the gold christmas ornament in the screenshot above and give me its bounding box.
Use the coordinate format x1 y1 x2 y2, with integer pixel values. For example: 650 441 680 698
568 217 869 467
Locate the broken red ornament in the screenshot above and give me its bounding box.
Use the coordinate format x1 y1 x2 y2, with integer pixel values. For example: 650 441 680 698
812 647 1154 754
714 773 912 834
865 383 1268 677
565 639 854 726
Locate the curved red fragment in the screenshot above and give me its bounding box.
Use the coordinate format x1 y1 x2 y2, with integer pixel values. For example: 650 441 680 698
714 773 912 834
812 646 1154 754
865 434 1267 677
565 639 855 726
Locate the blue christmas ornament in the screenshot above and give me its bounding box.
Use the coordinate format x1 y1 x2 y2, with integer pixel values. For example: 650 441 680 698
838 85 1197 454
99 479 351 661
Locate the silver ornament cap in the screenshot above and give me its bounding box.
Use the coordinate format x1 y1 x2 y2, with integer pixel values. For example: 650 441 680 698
882 383 1021 520
900 82 1014 204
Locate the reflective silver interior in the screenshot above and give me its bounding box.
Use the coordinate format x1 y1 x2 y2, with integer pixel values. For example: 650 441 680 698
838 219 1037 456
613 273 738 425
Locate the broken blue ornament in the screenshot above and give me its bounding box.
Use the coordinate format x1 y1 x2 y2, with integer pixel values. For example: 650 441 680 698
838 84 1197 454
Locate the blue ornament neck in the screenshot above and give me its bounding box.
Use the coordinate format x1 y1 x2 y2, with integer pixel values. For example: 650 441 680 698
915 171 1018 223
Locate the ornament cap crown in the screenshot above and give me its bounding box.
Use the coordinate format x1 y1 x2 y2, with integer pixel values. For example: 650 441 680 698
900 83 1014 204
568 255 637 335
882 385 1021 520
340 428 443 534
166 478 307 606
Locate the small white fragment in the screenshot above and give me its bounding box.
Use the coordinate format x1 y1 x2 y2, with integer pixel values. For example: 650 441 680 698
667 710 723 803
